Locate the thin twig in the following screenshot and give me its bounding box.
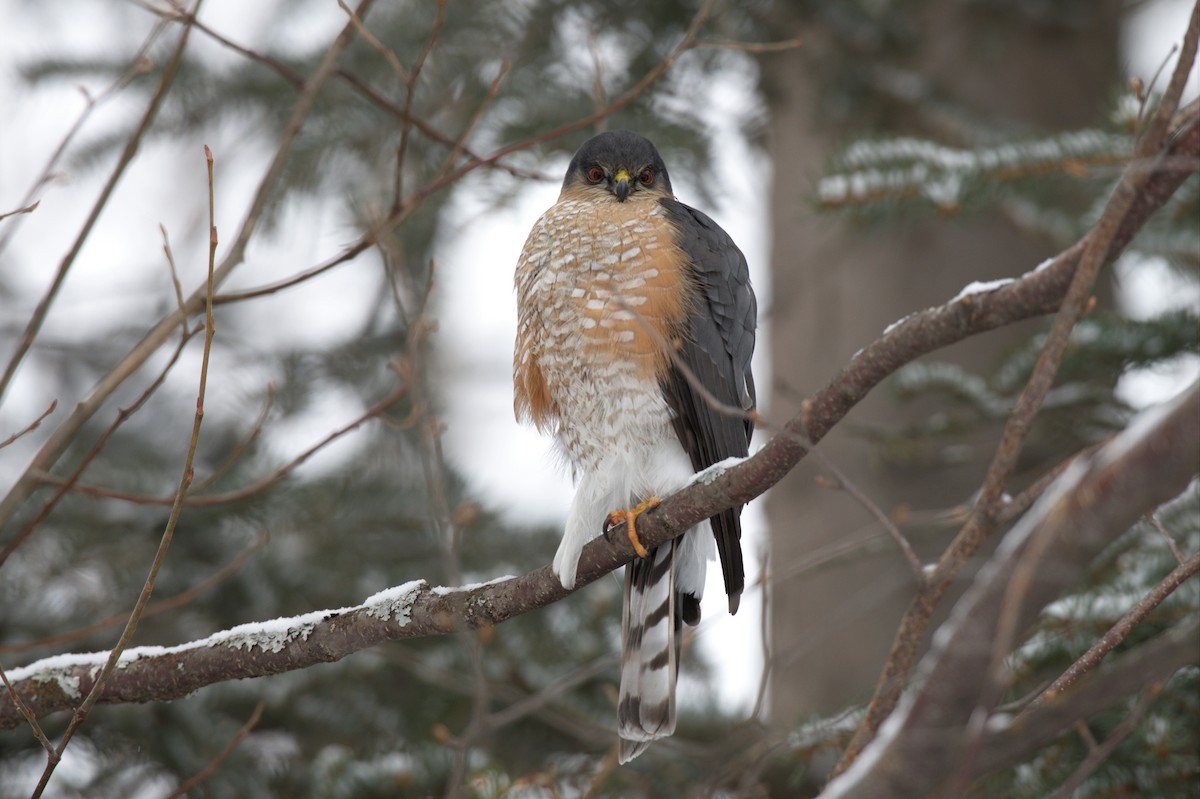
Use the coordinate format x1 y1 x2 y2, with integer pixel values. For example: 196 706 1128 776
813 459 926 586
0 201 40 223
1035 551 1200 705
1047 684 1163 799
694 36 803 54
749 552 773 722
159 224 189 338
0 400 57 451
30 381 408 507
0 11 189 403
0 19 164 258
0 326 198 568
390 0 445 212
189 384 275 493
29 144 220 799
0 0 380 536
0 661 54 755
162 701 265 799
1146 512 1187 565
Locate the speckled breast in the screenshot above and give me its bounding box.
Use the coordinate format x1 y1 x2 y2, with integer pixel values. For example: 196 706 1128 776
514 196 691 471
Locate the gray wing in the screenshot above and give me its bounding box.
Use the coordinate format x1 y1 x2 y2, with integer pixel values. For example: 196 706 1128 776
659 198 757 617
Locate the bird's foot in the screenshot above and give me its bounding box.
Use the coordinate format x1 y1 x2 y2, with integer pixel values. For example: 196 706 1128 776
603 497 660 558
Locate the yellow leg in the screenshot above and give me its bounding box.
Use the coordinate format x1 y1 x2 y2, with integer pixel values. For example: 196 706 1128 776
604 497 661 558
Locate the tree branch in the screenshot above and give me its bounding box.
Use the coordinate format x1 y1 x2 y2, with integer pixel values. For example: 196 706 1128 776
3 96 1196 733
820 382 1200 799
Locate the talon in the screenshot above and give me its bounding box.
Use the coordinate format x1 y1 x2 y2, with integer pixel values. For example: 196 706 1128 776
603 497 660 558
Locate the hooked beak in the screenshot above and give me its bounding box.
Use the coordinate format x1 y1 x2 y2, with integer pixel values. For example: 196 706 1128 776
612 168 631 202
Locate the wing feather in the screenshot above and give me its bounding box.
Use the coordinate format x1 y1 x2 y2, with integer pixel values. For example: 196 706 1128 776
659 198 757 615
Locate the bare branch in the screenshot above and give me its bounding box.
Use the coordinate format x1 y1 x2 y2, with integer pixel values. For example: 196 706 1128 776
1046 684 1163 799
821 383 1200 799
976 618 1198 780
0 0 380 535
0 400 57 451
0 200 40 223
0 8 192 403
1035 550 1200 705
28 143 220 798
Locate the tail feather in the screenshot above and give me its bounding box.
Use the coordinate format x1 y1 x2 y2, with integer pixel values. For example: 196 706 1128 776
618 542 678 764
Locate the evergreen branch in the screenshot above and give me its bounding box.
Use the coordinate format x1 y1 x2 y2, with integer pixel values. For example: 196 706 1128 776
974 618 1199 782
0 531 268 658
1035 550 1200 704
820 383 1200 799
1046 683 1163 799
818 131 1132 211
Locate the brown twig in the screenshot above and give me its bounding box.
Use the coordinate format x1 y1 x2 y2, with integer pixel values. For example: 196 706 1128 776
1046 684 1163 799
694 36 803 54
389 0 445 212
1035 550 1200 705
749 553 773 722
813 460 926 586
0 326 198 568
31 381 409 507
0 400 57 451
159 224 190 339
0 201 40 223
1146 512 1187 565
0 11 188 403
0 661 54 755
0 0 380 536
189 384 275 493
0 20 163 259
30 141 220 799
162 701 265 799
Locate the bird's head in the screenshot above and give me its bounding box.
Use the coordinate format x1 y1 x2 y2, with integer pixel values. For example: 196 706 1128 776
561 130 673 204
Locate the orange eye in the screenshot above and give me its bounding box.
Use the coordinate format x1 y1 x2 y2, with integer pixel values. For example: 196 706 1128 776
638 169 654 185
586 166 605 183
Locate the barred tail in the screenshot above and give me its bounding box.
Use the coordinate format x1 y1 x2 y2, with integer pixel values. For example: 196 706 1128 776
618 541 678 763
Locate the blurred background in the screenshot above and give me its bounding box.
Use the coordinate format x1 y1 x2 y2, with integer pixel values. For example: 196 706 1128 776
0 1 1196 797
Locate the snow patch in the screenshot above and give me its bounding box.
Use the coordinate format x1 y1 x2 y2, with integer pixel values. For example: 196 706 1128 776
364 579 426 623
429 575 515 596
687 456 749 487
951 278 1014 303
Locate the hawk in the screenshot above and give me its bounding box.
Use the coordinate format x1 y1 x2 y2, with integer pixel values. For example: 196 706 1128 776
513 130 756 762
